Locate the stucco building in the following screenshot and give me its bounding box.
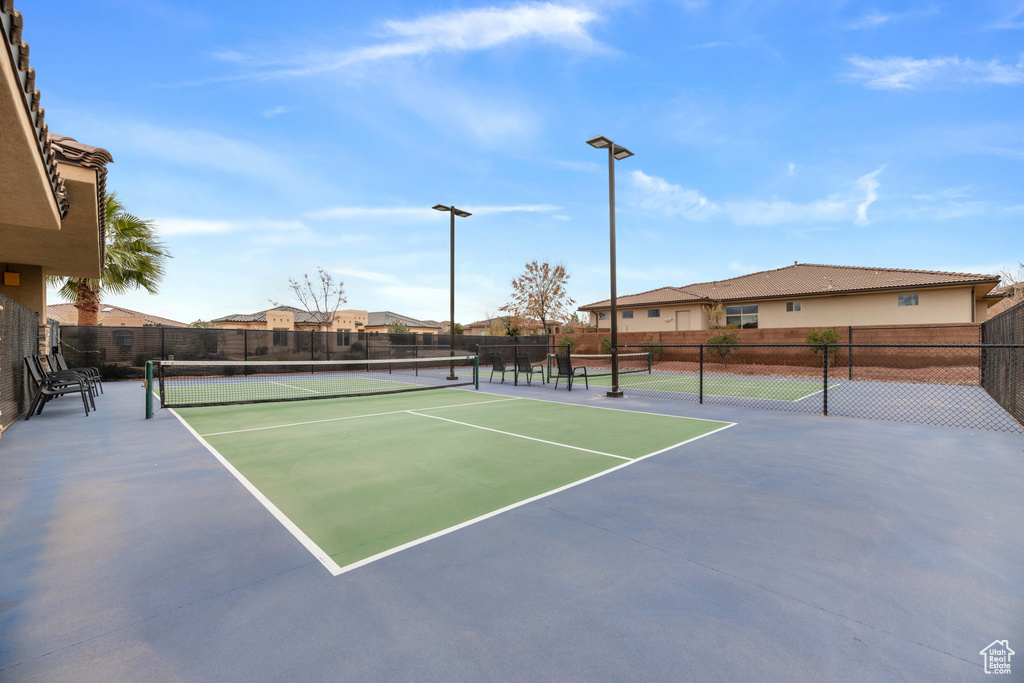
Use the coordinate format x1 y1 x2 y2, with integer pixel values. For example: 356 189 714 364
211 307 441 336
580 263 1004 332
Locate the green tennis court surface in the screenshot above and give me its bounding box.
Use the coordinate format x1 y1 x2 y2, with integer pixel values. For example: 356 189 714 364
591 372 834 401
173 389 731 574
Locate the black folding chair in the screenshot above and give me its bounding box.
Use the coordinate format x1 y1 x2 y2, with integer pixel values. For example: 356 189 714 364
488 353 512 383
553 353 588 391
515 354 545 386
32 355 97 409
51 353 103 394
24 357 91 418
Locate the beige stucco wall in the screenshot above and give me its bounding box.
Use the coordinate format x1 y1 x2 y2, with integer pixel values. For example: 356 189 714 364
0 264 45 317
587 285 987 331
0 40 62 232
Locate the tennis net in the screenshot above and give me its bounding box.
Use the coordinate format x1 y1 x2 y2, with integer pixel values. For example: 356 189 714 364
549 352 651 378
156 355 478 408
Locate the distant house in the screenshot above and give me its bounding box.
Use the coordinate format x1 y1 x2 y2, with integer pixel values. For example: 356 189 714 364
212 306 368 333
579 263 1004 332
364 311 442 335
462 316 563 336
48 303 188 328
211 306 441 336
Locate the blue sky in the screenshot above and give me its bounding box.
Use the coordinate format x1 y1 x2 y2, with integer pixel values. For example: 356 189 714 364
24 0 1024 324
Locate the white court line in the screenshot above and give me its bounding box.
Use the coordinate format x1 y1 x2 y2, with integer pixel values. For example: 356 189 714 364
199 397 521 437
171 390 737 577
269 380 321 395
331 420 736 576
406 411 632 461
495 392 730 424
793 382 840 402
168 408 343 576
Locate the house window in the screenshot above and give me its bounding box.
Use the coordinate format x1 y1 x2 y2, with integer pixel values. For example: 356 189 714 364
648 309 660 318
599 312 609 320
113 330 134 347
336 330 350 345
786 301 801 312
272 329 288 346
725 304 759 329
622 310 634 319
898 293 919 306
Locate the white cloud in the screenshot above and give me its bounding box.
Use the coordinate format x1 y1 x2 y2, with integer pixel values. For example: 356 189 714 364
262 105 293 118
630 170 718 219
724 197 850 226
845 54 1024 90
787 162 796 176
631 168 886 227
855 167 884 225
118 123 288 180
334 267 399 284
157 218 307 236
847 6 940 30
223 3 602 79
306 204 560 220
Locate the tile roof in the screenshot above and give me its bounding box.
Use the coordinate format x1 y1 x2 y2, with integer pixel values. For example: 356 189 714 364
47 303 188 327
2 3 70 218
367 311 441 329
49 134 113 268
212 305 332 325
580 263 1002 310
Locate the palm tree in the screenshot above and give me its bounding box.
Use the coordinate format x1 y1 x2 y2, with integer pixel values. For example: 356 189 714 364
49 192 170 325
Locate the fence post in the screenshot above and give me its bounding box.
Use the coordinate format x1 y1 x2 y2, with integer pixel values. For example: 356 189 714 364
160 327 166 360
145 361 153 419
699 344 704 404
513 339 518 386
848 326 853 380
823 344 829 416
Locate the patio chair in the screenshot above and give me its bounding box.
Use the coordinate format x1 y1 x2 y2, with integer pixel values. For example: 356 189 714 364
50 353 103 394
32 355 97 410
515 354 545 386
23 356 91 419
552 353 588 391
489 353 512 383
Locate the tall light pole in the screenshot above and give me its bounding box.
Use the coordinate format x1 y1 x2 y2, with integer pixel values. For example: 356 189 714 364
432 203 472 380
586 135 634 398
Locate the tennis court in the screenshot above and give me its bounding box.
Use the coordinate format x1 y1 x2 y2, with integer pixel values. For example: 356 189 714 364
170 387 732 574
590 371 833 401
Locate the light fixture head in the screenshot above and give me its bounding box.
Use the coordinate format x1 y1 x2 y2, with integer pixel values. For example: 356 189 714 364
432 204 450 212
613 146 634 160
586 135 612 149
452 208 472 218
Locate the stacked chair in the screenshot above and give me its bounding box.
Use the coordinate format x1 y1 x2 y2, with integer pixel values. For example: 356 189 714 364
23 353 103 419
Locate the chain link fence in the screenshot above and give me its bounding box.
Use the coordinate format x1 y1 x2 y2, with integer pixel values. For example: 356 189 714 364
981 303 1023 428
57 326 549 380
0 293 40 430
617 342 1024 433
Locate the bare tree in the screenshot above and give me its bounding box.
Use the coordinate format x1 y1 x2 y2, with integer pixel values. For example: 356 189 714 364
500 261 575 335
702 301 725 329
271 266 346 331
1000 262 1024 305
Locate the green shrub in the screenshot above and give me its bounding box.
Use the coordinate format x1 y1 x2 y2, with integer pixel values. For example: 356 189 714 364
99 363 133 380
599 335 612 354
349 341 364 354
639 341 663 361
806 327 842 363
706 331 740 367
132 352 153 367
561 336 579 353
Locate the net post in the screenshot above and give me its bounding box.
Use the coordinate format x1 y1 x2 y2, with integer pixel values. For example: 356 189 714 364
847 326 853 380
145 361 153 419
474 355 479 390
647 349 652 373
823 344 829 416
699 344 704 404
513 340 518 386
157 361 165 408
